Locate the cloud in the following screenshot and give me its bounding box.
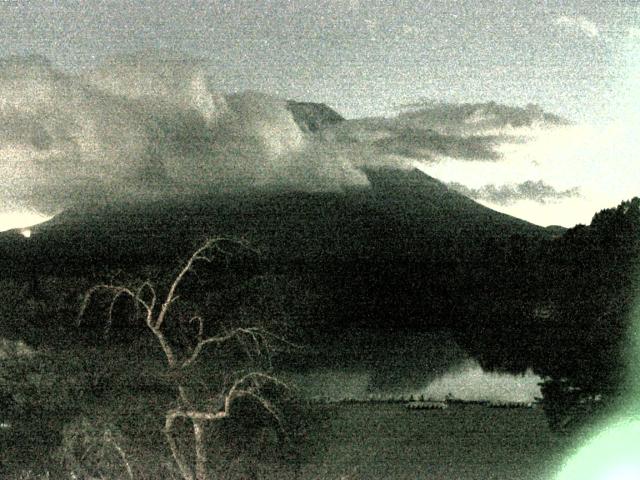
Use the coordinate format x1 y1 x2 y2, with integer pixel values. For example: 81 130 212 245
0 52 580 229
324 118 504 163
373 130 502 161
392 101 568 134
0 54 372 215
554 15 600 38
82 51 229 125
320 101 566 166
447 180 581 206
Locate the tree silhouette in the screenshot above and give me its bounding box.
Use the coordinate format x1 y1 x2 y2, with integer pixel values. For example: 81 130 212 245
79 239 292 480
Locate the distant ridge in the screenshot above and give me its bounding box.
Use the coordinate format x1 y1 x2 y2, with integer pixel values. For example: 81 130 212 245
286 101 345 132
0 167 547 274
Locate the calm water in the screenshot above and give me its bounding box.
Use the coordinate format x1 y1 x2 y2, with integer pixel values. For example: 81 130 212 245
298 403 573 480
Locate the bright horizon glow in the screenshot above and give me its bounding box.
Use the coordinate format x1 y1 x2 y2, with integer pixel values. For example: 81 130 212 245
414 28 640 229
419 360 541 403
417 119 640 228
289 360 542 403
0 210 55 233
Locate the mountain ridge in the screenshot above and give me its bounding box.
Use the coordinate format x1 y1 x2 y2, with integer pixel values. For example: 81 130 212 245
0 167 550 274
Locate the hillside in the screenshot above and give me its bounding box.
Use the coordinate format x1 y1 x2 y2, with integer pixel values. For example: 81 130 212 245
0 167 555 380
0 168 546 271
286 101 345 132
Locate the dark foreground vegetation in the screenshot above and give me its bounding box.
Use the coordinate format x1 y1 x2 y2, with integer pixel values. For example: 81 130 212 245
1 240 317 479
455 197 640 433
0 188 638 477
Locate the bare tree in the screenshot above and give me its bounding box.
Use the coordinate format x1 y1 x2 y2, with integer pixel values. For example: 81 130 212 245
79 239 290 480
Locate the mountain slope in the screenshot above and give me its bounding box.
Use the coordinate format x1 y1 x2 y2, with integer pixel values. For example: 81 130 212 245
0 167 546 273
286 101 345 132
0 166 559 391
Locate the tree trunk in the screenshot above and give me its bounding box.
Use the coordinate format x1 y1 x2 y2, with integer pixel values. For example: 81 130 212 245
194 419 209 480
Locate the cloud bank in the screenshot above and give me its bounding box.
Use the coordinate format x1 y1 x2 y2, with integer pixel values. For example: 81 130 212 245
2 51 635 230
0 53 563 224
448 180 580 206
419 359 541 403
0 54 370 218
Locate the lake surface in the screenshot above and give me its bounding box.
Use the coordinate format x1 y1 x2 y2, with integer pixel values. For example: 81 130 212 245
296 403 573 480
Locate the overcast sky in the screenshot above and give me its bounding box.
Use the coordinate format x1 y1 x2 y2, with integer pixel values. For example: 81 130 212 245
0 0 637 120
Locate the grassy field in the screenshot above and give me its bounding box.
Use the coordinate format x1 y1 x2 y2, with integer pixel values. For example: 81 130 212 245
297 403 573 480
2 398 581 479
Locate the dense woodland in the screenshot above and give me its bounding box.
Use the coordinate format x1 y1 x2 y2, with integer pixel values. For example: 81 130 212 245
455 197 640 430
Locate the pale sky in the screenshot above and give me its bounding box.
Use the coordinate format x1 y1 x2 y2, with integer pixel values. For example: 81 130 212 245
0 0 637 120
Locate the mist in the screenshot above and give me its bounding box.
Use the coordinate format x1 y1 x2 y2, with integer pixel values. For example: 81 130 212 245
288 362 542 404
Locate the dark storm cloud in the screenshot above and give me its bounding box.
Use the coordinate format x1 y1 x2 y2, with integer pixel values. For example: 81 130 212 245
447 180 581 205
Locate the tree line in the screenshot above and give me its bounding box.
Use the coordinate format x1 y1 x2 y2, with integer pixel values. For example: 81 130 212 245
454 197 640 431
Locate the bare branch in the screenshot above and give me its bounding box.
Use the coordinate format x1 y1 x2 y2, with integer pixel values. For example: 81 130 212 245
257 330 303 351
190 316 205 342
150 324 178 368
79 283 176 366
78 284 113 325
80 284 152 322
231 390 286 435
181 327 275 369
79 238 288 480
164 372 288 476
165 410 195 480
178 386 193 407
107 288 132 338
226 372 290 410
155 238 228 330
103 429 134 480
135 280 157 314
193 419 208 480
79 285 135 328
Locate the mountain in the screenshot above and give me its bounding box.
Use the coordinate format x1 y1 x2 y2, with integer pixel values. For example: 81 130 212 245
0 164 570 396
0 167 547 274
286 101 345 132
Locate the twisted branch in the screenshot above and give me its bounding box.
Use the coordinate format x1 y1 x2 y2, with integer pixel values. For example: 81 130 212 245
79 239 287 480
155 238 254 330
